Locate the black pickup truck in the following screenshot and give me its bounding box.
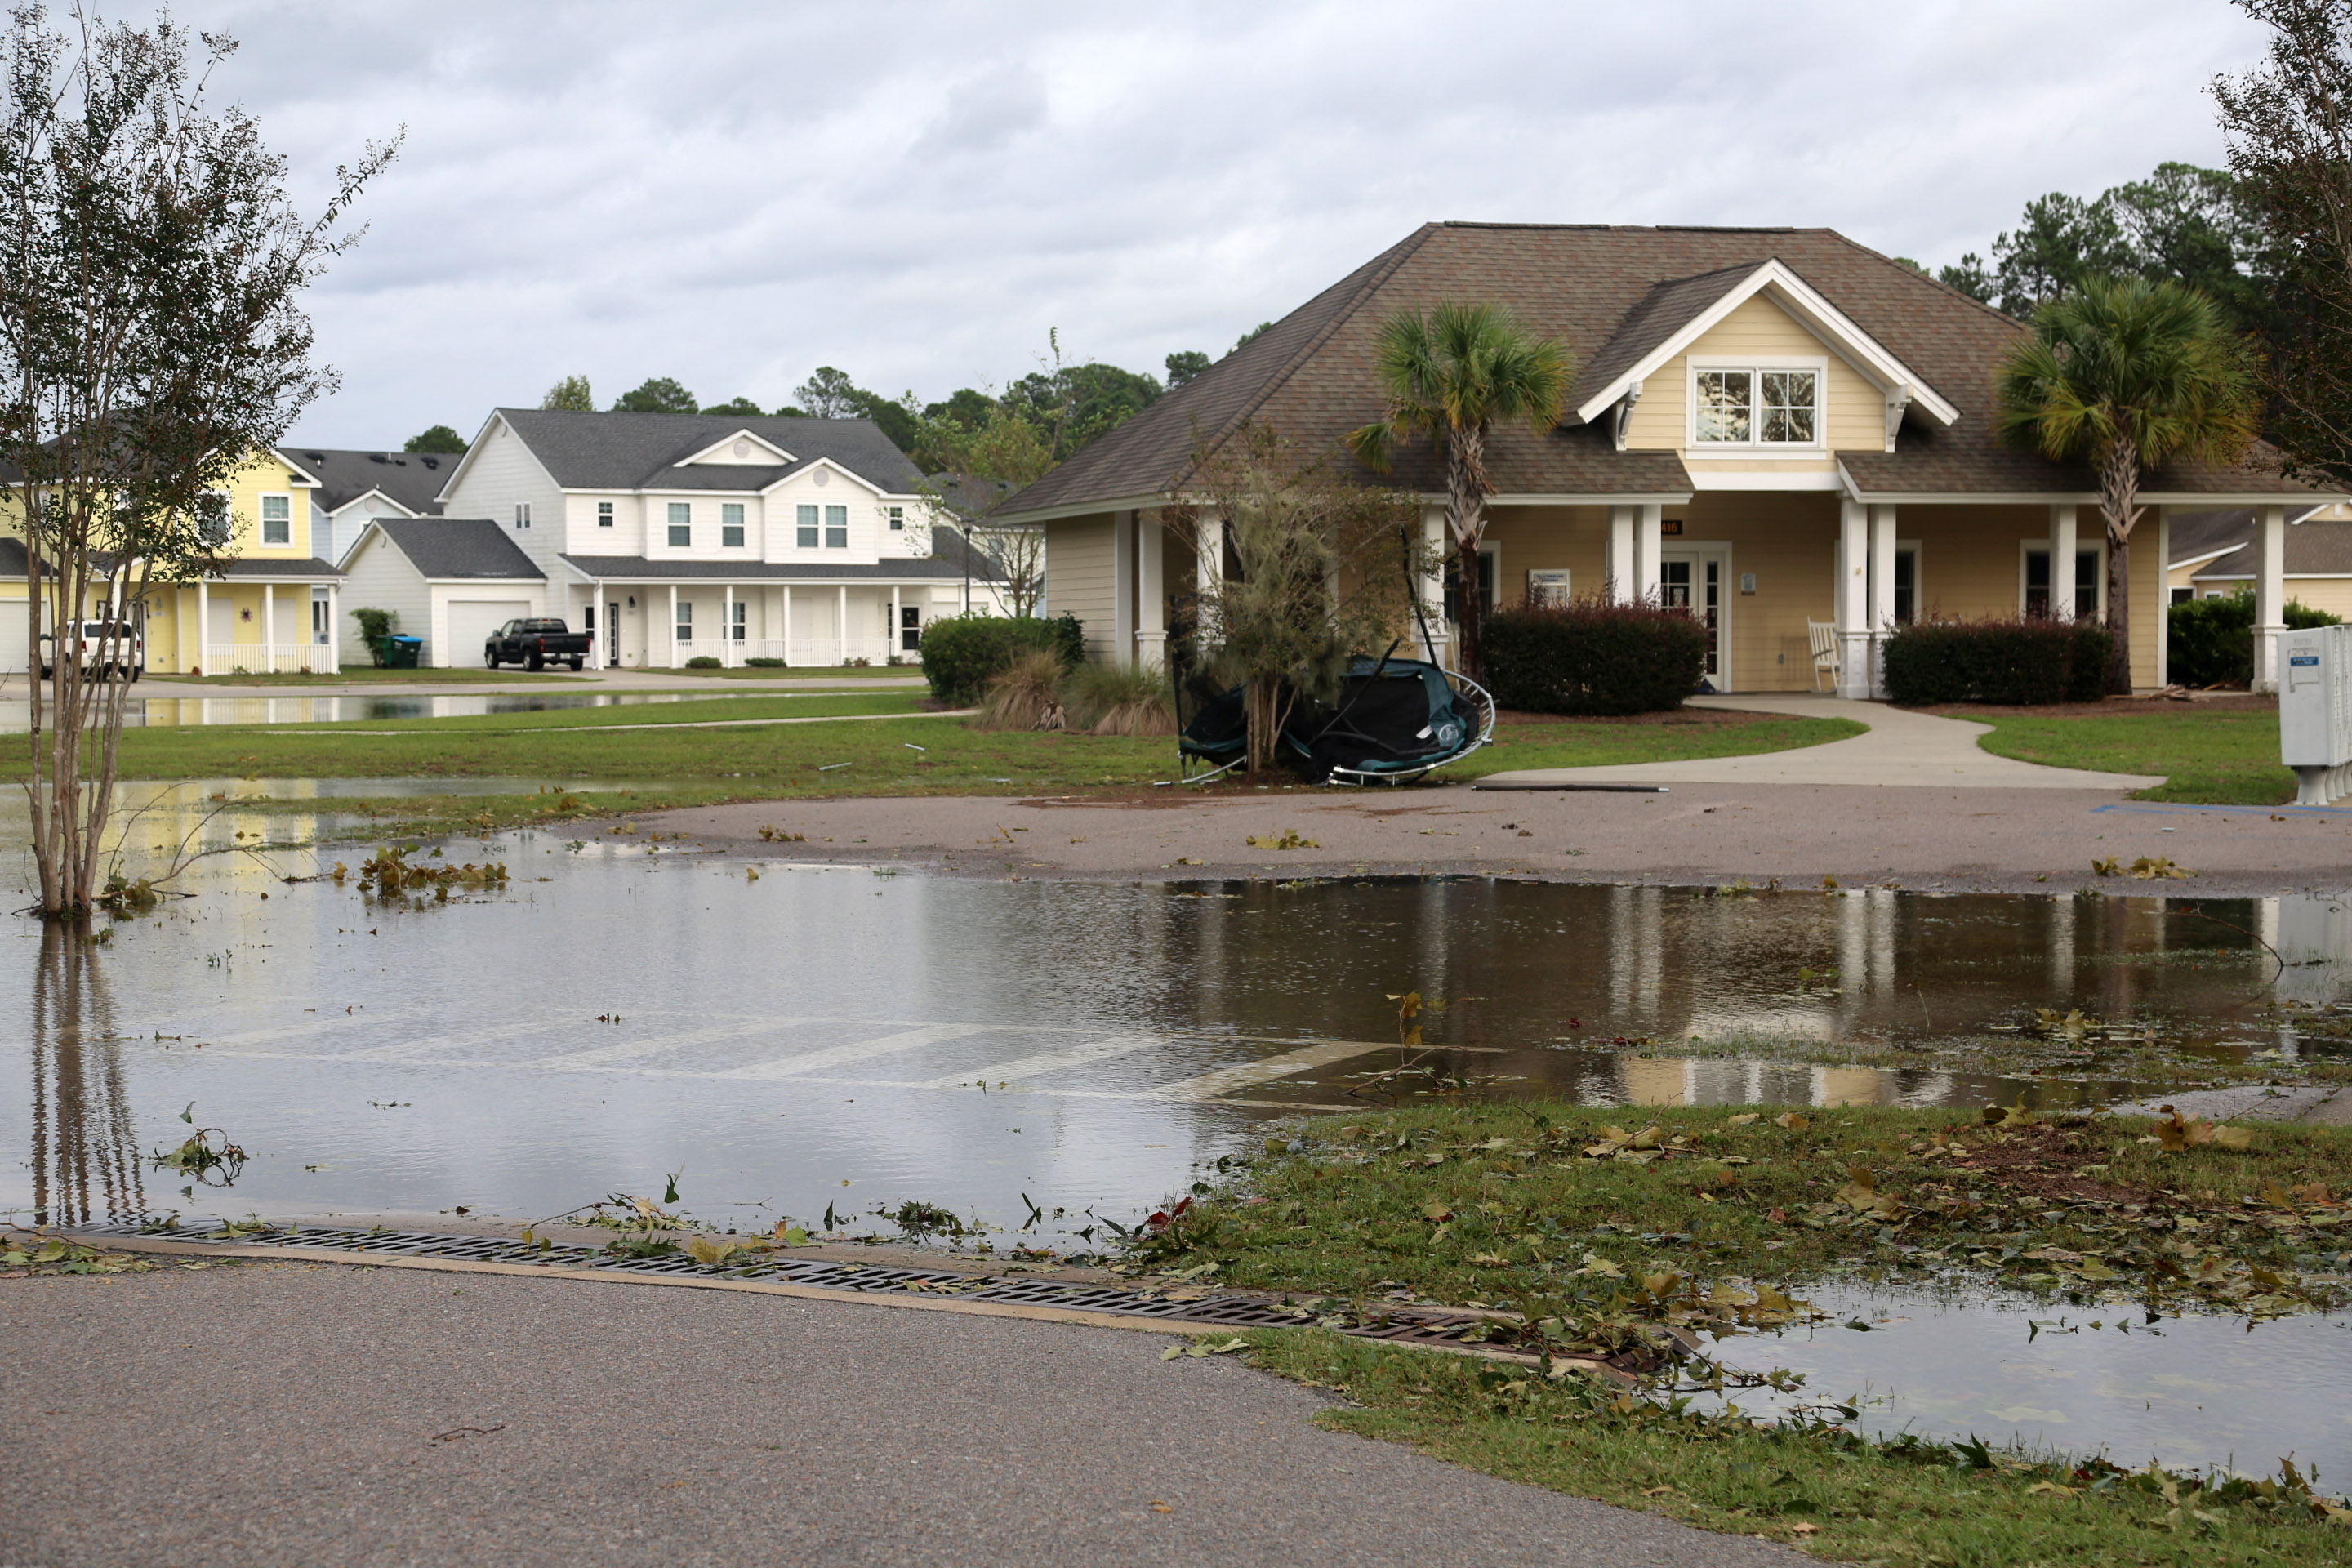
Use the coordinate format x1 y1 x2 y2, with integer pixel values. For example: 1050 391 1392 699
484 617 591 670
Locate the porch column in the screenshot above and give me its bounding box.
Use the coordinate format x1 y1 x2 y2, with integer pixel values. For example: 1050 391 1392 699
890 583 902 661
782 586 794 667
836 584 848 666
2155 508 2172 688
1136 509 1167 669
261 581 275 672
1633 503 1663 604
326 582 340 672
1196 508 1227 645
2256 502 2288 692
722 583 734 666
195 578 208 675
1419 505 1450 665
666 582 677 669
2047 504 2079 621
1111 508 1137 667
1836 497 1870 699
1867 503 1897 697
1606 506 1635 604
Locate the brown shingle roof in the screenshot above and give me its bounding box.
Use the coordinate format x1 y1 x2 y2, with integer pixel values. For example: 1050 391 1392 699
1003 222 2332 518
2189 512 2352 578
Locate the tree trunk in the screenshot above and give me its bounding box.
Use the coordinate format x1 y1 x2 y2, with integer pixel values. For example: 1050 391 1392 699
1446 422 1491 679
2097 435 2145 696
1245 672 1283 774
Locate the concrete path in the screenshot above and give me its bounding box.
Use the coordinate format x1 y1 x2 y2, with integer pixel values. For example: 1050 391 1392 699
1482 694 2166 790
2 1263 1802 1568
2107 1083 2351 1125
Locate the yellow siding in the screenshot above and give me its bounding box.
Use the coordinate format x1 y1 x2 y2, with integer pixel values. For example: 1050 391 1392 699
2286 578 2352 618
1045 514 1117 658
1620 294 1884 457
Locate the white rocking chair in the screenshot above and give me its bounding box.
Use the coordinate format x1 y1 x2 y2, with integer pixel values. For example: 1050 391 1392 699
1806 621 1842 693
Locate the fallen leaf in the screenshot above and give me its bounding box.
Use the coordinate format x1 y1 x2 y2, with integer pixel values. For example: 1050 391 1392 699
1774 1111 1810 1133
1788 1522 1820 1536
1642 1485 1678 1496
1148 1500 1174 1513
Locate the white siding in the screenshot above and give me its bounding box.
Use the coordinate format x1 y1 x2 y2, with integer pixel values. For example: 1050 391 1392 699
336 530 434 662
439 417 567 576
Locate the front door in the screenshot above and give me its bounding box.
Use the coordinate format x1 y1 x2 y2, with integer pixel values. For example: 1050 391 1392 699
1659 550 1727 690
606 601 621 668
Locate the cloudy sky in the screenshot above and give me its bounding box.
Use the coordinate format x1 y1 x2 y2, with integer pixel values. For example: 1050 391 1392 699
162 0 2274 448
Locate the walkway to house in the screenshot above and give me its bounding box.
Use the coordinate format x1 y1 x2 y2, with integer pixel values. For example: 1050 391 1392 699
1480 694 2166 791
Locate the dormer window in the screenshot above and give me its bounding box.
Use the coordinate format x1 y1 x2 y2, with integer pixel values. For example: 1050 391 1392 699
1692 364 1818 446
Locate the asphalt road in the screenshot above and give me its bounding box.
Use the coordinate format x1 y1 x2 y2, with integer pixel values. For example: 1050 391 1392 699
5 1262 1802 1568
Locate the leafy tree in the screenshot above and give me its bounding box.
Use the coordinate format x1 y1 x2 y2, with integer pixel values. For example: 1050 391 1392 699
612 376 697 414
403 424 466 453
1989 192 2138 315
922 386 996 429
1169 425 1423 773
701 395 764 416
1165 350 1211 387
1346 302 1571 682
540 373 593 411
793 367 860 417
1230 322 1273 354
2214 0 2352 482
1996 274 2260 693
0 5 393 917
917 400 1057 616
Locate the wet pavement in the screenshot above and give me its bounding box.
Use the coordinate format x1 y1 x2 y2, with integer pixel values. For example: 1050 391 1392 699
0 687 898 731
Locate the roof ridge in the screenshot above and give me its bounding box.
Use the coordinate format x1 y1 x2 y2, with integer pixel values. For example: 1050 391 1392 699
1169 222 1444 489
1818 229 2025 329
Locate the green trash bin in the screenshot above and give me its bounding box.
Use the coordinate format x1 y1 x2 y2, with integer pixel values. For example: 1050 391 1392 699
381 635 422 670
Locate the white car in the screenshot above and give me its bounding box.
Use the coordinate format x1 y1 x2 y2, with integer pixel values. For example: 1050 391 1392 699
38 621 145 680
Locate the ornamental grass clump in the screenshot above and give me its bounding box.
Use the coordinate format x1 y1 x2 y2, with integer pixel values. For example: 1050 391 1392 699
978 648 1067 731
1066 660 1175 736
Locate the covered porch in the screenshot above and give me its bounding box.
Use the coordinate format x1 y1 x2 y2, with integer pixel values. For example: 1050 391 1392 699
139 562 344 675
555 566 949 670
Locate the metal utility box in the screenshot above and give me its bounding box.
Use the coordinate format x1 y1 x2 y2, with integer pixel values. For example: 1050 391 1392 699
2278 622 2352 804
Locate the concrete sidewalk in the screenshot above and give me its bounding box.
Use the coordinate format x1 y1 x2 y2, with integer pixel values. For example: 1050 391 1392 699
1 1263 1802 1568
1482 694 2166 790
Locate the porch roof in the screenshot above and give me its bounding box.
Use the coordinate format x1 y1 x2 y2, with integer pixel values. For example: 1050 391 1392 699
0 538 340 581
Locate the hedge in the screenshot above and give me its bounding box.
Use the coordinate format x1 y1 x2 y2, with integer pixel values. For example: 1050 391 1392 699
919 613 1085 706
1480 601 1712 715
2168 590 2341 689
1880 618 2110 705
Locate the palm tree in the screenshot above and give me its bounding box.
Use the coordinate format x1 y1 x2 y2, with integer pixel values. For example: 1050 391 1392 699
1995 274 2259 693
1348 302 1570 679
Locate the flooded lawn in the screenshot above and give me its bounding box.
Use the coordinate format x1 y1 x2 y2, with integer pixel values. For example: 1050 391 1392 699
1709 1283 2352 1487
0 689 801 733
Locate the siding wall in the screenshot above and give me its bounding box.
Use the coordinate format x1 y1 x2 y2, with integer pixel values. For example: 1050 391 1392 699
337 532 436 663
441 420 567 576
1621 293 1884 469
1045 513 1117 658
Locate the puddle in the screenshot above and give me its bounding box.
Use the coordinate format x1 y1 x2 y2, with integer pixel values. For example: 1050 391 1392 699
1705 1284 2352 1486
0 689 840 733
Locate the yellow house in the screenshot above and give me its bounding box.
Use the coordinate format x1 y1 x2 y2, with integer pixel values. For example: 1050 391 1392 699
1005 224 2346 695
1 448 340 676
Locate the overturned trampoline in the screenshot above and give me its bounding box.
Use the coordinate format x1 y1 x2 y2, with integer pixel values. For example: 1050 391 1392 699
1173 650 1495 786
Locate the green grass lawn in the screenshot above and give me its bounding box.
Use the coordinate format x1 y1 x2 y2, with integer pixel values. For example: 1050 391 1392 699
655 663 924 679
1970 706 2293 804
1125 1100 2352 1565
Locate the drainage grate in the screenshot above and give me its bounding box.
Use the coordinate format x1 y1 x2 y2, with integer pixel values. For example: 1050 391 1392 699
69 1220 1516 1352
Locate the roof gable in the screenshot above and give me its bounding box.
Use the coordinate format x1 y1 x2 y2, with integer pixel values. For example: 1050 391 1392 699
362 515 545 581
675 429 797 466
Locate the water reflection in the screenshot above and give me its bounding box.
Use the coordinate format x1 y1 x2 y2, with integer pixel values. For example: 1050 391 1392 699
1 844 2344 1243
27 926 146 1226
1708 1283 2352 1483
0 689 798 733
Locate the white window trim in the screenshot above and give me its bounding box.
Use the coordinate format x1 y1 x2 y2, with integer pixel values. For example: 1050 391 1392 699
823 503 850 550
1893 537 1923 625
596 500 615 528
795 503 821 550
1658 538 1735 690
2017 538 2108 619
1686 356 1829 453
257 490 295 546
666 501 692 548
721 502 746 547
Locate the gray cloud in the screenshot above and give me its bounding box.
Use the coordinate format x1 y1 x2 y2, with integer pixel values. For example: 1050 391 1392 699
151 0 2270 446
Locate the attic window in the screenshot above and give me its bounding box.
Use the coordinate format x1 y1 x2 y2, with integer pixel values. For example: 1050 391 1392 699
1693 367 1817 446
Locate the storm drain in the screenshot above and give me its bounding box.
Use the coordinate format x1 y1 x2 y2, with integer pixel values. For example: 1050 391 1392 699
69 1220 1517 1353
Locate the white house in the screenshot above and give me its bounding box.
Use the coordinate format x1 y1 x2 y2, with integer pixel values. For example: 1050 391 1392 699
339 409 1002 668
287 447 457 567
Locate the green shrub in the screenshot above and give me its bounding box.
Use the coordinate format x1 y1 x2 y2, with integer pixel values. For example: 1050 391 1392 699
684 655 722 669
350 607 397 666
919 613 1085 706
2168 590 2341 688
744 657 784 667
1881 618 2109 705
1480 601 1710 715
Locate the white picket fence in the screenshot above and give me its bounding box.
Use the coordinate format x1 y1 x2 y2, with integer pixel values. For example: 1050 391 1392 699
203 641 332 675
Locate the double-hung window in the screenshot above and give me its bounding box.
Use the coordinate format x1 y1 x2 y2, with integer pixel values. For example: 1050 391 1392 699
675 599 692 644
666 501 691 547
731 601 746 642
597 501 614 528
824 505 849 549
260 494 292 546
1692 366 1819 447
514 501 532 529
888 506 904 532
796 504 819 549
721 503 745 547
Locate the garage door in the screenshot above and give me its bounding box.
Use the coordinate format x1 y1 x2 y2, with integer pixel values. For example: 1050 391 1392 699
445 599 532 666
